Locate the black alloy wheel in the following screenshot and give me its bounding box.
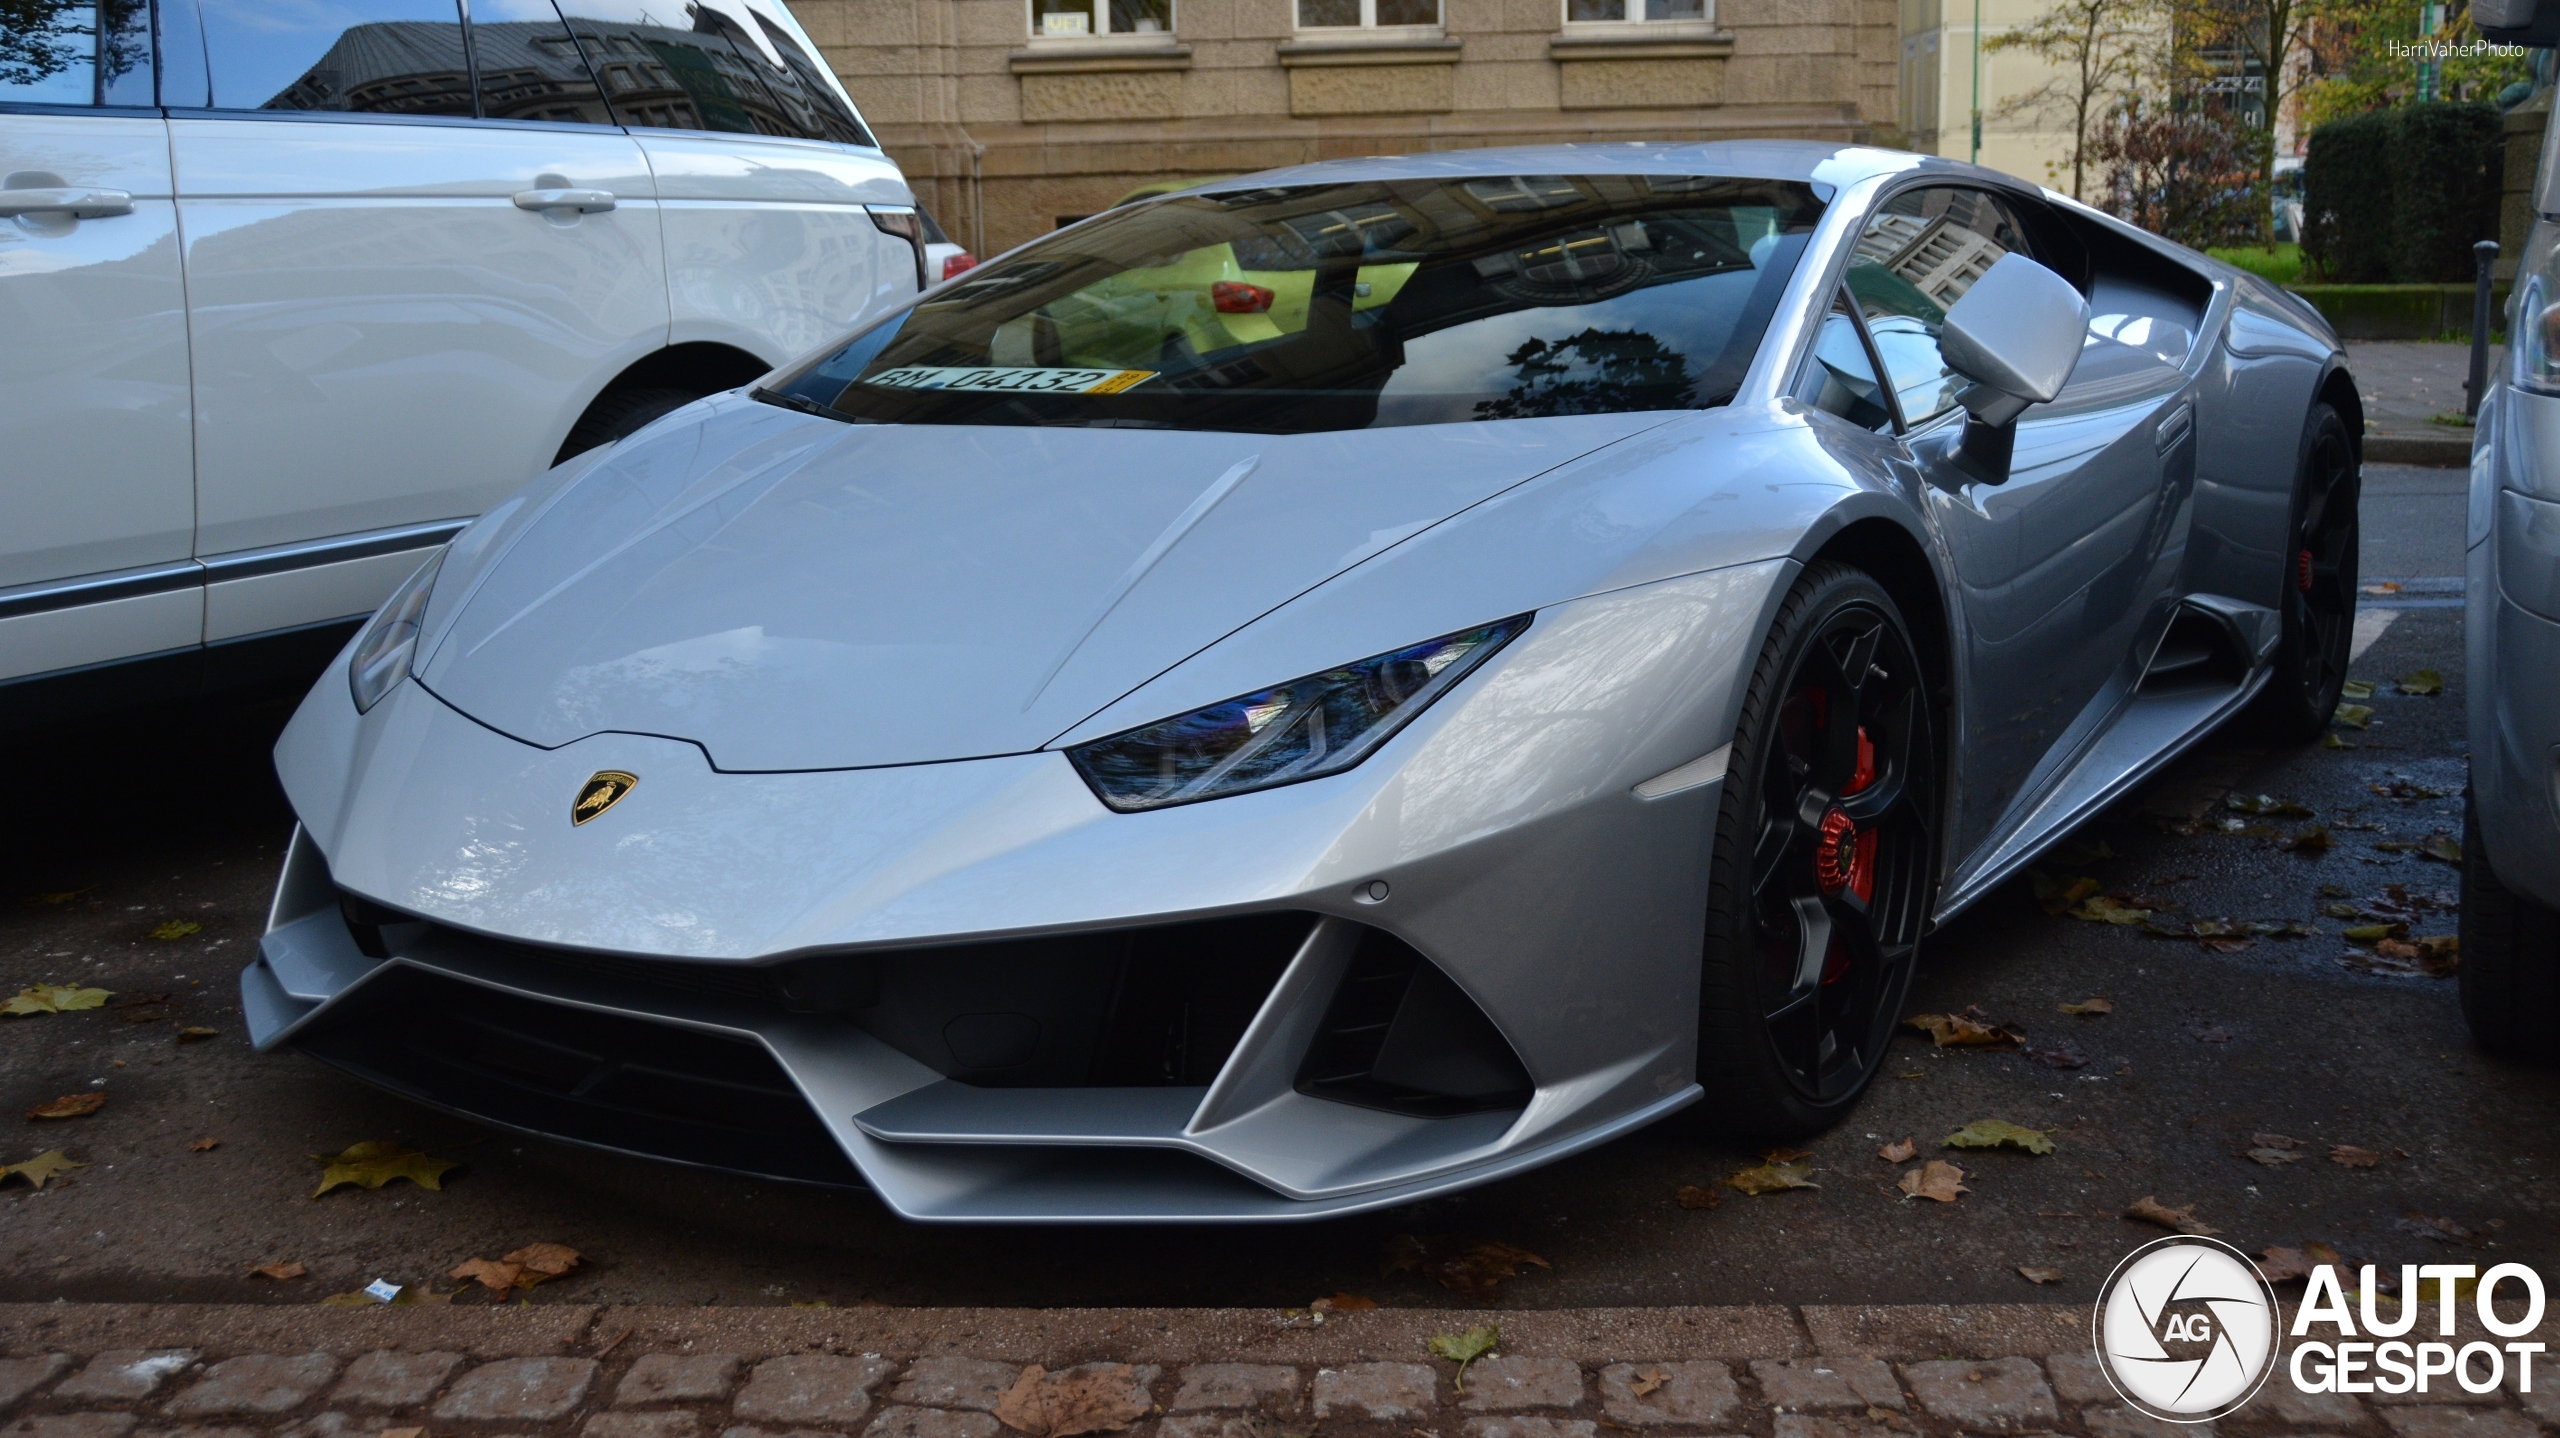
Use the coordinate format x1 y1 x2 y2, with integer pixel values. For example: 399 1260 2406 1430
1699 561 1938 1135
2255 402 2360 741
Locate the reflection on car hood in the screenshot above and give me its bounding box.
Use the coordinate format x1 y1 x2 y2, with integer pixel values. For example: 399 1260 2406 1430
416 402 1672 771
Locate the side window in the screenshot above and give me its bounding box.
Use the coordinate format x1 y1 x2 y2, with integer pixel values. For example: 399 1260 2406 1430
547 0 801 134
1 0 154 105
470 0 615 125
748 13 874 145
1843 186 2023 424
199 0 472 113
1797 294 1895 432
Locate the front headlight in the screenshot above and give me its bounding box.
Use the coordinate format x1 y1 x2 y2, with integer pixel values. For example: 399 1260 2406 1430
1067 615 1531 812
348 549 445 712
2515 218 2560 397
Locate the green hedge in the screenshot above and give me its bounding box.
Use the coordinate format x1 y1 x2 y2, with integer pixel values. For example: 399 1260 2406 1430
2303 102 2502 283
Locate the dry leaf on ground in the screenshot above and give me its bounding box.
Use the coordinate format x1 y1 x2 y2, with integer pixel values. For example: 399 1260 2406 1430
2018 1266 2064 1284
2035 874 2104 915
1941 1119 2055 1155
177 1026 218 1042
1627 1365 1669 1398
2246 1146 2307 1166
2334 703 2374 729
249 1261 306 1281
3 984 111 1016
1724 1160 1819 1195
2397 670 2444 696
1426 1325 1500 1393
311 1141 460 1198
1898 1160 1968 1202
2023 1038 2087 1069
2071 894 2158 925
2398 1210 2476 1244
188 1137 218 1151
146 920 201 941
2124 1196 2219 1235
2420 834 2463 864
1674 1184 1723 1210
1878 1138 1917 1163
2227 794 2316 817
451 1243 583 1291
2342 677 2379 697
2281 825 2334 852
2330 1144 2381 1169
2259 1247 2311 1282
1903 1007 2021 1047
1311 1292 1377 1312
1381 1234 1551 1300
0 1150 85 1189
2058 997 2114 1016
25 1093 104 1121
995 1364 1154 1438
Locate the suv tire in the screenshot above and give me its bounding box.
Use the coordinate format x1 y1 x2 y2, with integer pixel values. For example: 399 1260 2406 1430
2458 789 2560 1062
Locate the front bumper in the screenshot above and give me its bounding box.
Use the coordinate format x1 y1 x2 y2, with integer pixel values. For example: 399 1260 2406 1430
248 563 1786 1220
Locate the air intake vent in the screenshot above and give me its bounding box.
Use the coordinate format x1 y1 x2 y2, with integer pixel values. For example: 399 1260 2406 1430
1295 929 1531 1118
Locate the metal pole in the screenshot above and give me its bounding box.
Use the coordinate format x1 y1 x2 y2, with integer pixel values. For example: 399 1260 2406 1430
1970 0 1983 163
2469 240 2500 418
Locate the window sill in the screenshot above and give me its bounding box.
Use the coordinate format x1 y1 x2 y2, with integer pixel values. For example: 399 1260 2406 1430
1549 24 1735 58
1277 33 1462 65
1009 38 1193 73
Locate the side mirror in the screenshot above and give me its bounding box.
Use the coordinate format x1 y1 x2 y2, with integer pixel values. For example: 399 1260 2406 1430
1941 252 2089 427
1935 253 2088 485
2473 0 2560 46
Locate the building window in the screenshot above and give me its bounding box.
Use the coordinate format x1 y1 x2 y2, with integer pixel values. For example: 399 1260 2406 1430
1563 0 1706 21
1030 0 1171 36
1296 0 1441 29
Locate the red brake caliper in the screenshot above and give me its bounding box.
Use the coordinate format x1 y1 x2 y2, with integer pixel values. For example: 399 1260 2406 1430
2298 548 2314 593
1812 725 1881 983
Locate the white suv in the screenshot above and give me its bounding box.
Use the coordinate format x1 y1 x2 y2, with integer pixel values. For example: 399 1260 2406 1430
1 0 919 722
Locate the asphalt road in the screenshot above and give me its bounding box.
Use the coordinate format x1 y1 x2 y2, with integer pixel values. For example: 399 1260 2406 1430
1 464 2547 1312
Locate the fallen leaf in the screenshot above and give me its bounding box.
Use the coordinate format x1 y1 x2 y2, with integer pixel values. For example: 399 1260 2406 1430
22 887 93 906
995 1364 1155 1438
2018 1266 2065 1285
25 1093 104 1121
249 1261 306 1280
2034 874 2104 915
2246 1147 2307 1166
1426 1326 1500 1393
1674 1184 1723 1211
2281 825 2334 853
1941 1119 2055 1155
188 1137 219 1151
1898 1160 1968 1202
2023 1038 2088 1070
2227 794 2316 817
2058 997 2113 1016
3 983 112 1016
2375 937 2422 960
1902 1011 2020 1047
2371 779 2447 800
1381 1235 1552 1300
2305 1239 2348 1270
2344 921 2408 942
2322 733 2358 748
2259 1247 2310 1282
2329 1144 2381 1169
310 1141 460 1198
2341 678 2378 698
2252 1133 2302 1149
1724 1161 1819 1195
177 1026 218 1042
1878 1138 1917 1163
2124 1196 2220 1235
1312 1292 1378 1311
449 1243 582 1292
1762 1146 1815 1164
2396 670 2443 696
2420 834 2463 864
2334 703 2374 729
1628 1366 1669 1398
2398 1210 2477 1244
146 920 201 941
0 1150 86 1189
2070 894 2157 926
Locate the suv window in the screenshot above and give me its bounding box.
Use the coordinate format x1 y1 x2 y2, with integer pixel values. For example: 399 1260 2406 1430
747 12 872 145
1842 185 2028 423
471 0 615 124
2 0 154 105
762 173 1827 434
199 0 471 113
547 0 828 137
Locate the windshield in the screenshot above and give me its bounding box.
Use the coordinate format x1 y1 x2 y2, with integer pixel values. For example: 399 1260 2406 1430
760 173 1826 433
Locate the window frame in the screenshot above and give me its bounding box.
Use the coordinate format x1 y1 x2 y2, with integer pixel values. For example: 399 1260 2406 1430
1833 180 2048 428
1291 0 1444 37
1793 292 1906 434
1557 0 1717 32
1024 0 1177 41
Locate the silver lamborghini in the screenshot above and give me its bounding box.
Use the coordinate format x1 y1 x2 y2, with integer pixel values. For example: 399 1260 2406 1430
247 142 2363 1221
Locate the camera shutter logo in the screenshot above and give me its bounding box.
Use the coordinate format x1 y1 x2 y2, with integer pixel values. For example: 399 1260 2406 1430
2093 1235 2280 1422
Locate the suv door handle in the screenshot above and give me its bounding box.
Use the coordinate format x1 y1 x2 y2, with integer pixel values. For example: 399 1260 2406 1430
0 187 134 219
513 188 615 214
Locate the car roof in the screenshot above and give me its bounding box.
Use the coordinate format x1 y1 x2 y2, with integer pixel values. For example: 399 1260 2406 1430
1182 141 2009 200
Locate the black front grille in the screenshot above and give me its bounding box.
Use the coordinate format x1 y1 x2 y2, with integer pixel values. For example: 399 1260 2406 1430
294 967 860 1186
1296 928 1532 1117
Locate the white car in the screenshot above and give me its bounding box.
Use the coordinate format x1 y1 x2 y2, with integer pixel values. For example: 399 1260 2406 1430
1 0 919 723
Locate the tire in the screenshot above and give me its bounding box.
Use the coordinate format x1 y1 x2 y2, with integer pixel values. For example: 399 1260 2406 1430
2252 402 2360 742
2457 790 2560 1062
1697 561 1940 1136
556 386 705 465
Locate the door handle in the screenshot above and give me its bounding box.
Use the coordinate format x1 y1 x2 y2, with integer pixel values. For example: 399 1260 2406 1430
513 188 615 214
0 187 134 219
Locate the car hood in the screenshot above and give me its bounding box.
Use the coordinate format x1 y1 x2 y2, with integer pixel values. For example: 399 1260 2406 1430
416 402 1672 771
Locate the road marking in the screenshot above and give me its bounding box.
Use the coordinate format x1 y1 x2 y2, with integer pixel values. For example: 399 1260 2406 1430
2351 609 2399 661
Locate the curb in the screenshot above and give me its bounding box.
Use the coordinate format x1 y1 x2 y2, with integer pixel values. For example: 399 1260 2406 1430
2367 430 2471 466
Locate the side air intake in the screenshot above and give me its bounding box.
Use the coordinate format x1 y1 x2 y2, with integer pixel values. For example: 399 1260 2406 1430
1294 928 1532 1117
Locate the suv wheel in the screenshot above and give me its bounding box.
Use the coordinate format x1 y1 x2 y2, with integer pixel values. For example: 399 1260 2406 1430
557 386 706 465
2458 789 2560 1062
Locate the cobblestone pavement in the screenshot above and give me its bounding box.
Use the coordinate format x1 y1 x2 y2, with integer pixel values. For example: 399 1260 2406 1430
1 1304 2553 1438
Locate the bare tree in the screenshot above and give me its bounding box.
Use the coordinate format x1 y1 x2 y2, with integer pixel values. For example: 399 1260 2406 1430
2180 0 2331 232
1985 0 2160 201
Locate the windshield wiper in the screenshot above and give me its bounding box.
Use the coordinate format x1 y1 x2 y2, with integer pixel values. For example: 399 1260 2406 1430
750 386 851 423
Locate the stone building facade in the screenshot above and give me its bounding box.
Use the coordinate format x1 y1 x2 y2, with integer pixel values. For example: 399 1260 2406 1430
793 0 1900 256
